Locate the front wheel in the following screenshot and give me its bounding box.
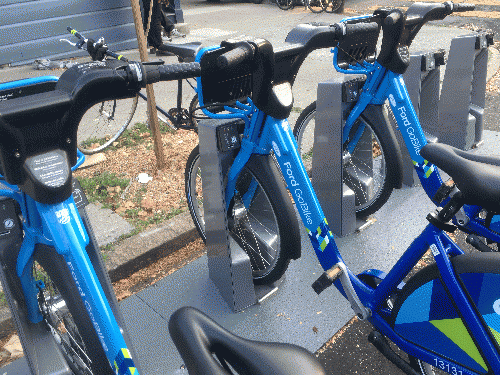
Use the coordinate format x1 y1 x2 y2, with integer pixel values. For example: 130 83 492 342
185 146 300 284
293 101 398 218
276 0 293 10
322 0 344 12
77 96 138 154
33 245 114 374
307 0 325 13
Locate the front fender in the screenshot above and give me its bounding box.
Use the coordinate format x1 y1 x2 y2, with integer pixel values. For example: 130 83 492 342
362 104 404 189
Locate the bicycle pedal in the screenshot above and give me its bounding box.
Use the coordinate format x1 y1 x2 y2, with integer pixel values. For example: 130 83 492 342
466 234 494 253
312 264 342 294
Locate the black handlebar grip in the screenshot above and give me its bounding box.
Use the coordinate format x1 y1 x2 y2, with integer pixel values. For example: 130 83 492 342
384 10 403 26
342 22 380 37
143 62 201 86
216 42 254 69
67 27 84 40
453 2 475 12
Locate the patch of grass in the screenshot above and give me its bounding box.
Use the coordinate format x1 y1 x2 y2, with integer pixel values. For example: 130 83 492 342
79 172 130 204
105 121 177 152
128 207 185 233
291 106 303 113
302 149 314 161
159 120 177 133
80 136 108 149
108 122 150 150
99 208 184 253
133 187 147 205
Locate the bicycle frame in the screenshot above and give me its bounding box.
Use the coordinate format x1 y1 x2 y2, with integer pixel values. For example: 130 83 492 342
334 48 500 244
0 76 139 374
137 76 198 130
0 175 139 374
197 43 500 374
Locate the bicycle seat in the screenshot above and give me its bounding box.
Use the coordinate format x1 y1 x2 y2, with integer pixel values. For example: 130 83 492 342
420 142 500 212
169 307 326 375
160 42 202 63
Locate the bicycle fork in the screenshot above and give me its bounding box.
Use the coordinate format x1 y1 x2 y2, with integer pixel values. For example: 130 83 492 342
16 195 139 374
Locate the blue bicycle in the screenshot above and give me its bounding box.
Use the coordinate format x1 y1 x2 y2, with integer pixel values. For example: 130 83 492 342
179 3 500 374
0 58 199 374
293 2 500 252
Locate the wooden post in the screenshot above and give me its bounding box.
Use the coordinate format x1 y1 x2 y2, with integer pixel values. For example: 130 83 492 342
130 0 167 170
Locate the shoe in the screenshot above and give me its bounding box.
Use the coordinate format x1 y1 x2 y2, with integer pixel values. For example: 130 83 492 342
170 28 186 38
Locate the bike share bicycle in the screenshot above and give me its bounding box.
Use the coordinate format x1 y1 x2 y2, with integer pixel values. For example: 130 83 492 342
176 2 500 374
292 4 500 252
63 28 203 154
0 53 204 374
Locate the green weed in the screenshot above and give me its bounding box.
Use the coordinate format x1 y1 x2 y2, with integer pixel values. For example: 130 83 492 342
79 172 130 204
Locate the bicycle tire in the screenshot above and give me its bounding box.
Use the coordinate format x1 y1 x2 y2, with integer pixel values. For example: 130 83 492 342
322 0 344 12
276 0 293 10
307 0 325 13
408 357 437 375
293 101 398 218
188 94 201 129
33 245 115 375
185 146 300 284
77 95 138 154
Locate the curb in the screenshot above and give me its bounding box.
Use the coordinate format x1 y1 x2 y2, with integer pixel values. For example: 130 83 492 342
104 211 200 282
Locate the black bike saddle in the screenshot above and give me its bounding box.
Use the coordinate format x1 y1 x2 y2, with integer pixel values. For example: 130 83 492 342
420 142 500 212
161 42 202 63
169 307 326 375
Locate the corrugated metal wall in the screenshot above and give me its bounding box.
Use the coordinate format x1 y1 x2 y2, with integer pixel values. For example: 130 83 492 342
0 0 139 66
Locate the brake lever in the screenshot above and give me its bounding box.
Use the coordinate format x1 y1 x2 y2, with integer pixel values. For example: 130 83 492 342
60 38 86 50
59 38 77 47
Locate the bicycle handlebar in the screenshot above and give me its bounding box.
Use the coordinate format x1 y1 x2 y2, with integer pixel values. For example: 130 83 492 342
373 1 474 73
0 59 200 198
67 27 129 62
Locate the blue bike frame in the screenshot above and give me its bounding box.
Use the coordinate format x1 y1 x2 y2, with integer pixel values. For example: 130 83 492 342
0 77 139 375
196 44 500 374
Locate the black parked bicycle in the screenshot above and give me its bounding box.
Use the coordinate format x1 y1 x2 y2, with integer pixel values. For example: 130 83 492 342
65 28 203 154
276 0 344 13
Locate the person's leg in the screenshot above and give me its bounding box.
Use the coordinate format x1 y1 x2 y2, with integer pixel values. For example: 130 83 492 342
148 1 164 48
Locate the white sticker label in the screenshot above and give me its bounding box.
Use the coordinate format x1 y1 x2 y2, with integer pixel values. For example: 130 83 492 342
55 209 71 225
388 94 397 107
272 141 281 158
430 244 440 257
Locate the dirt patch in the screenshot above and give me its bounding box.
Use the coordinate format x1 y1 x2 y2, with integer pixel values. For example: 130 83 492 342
74 124 199 231
113 237 205 301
